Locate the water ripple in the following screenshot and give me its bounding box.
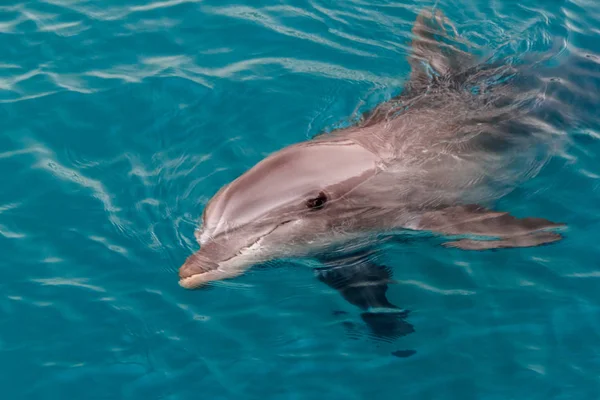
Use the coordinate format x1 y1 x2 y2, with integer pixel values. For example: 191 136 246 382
32 278 107 293
203 5 378 57
1 0 600 398
129 0 201 13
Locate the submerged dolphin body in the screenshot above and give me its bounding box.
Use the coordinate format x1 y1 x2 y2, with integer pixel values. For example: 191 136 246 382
178 9 566 340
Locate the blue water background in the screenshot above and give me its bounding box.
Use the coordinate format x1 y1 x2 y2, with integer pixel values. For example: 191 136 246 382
2 0 600 398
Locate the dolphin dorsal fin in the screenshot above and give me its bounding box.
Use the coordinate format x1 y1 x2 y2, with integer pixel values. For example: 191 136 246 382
408 9 473 87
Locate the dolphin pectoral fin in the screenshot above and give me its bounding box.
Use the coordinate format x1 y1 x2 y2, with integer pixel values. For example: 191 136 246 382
408 8 473 86
415 204 565 250
315 262 398 311
443 232 563 250
358 311 415 342
314 255 414 341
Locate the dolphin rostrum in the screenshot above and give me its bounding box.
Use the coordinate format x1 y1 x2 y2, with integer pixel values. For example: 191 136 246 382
178 9 566 340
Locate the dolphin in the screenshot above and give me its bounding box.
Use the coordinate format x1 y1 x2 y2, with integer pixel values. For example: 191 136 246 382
178 9 566 339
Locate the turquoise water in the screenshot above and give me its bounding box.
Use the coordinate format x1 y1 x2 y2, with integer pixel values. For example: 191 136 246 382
3 0 600 398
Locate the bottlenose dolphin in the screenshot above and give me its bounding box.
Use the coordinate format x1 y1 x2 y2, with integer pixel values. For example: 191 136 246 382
178 9 566 339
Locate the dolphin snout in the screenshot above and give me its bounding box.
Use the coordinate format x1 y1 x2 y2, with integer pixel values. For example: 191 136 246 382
178 250 245 289
179 252 218 280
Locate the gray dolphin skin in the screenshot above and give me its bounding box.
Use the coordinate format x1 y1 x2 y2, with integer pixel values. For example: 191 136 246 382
178 8 566 339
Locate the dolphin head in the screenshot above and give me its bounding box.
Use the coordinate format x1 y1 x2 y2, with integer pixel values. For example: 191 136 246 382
178 138 384 289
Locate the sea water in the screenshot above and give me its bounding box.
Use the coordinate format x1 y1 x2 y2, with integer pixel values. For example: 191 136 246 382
2 0 600 398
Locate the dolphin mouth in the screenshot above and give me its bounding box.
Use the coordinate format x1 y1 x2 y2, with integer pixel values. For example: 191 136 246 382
178 220 294 289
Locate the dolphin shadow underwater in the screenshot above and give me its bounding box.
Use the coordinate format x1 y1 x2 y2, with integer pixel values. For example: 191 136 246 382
178 9 571 353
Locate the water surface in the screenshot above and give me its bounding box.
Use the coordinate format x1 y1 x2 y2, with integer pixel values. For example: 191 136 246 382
2 0 600 398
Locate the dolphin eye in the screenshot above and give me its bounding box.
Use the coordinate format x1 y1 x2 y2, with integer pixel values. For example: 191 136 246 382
306 191 328 210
